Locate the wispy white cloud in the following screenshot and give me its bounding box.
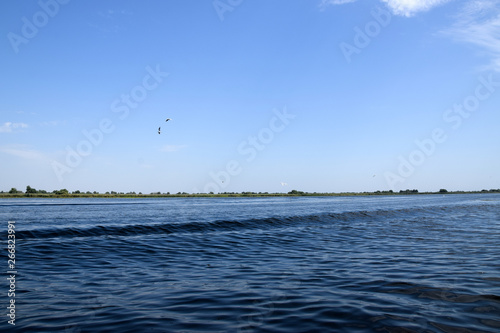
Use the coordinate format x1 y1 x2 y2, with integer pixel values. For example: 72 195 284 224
319 0 357 11
139 163 155 169
381 0 453 17
160 145 187 153
323 0 500 71
321 0 453 16
88 9 133 34
0 145 46 160
0 122 28 133
320 0 358 8
442 0 500 72
98 9 133 19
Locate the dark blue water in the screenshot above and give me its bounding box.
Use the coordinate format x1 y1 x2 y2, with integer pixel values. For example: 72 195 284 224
1 194 499 332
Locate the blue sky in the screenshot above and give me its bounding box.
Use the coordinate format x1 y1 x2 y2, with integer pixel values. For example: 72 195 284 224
1 0 499 194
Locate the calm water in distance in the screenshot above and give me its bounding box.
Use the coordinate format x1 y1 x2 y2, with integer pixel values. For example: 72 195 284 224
1 194 499 332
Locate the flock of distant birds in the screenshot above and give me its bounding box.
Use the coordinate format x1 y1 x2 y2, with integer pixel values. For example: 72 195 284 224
158 118 171 134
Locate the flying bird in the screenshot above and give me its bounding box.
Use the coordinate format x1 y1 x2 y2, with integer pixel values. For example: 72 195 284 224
159 118 172 134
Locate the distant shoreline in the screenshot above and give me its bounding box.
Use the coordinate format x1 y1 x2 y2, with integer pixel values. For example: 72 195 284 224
1 189 499 199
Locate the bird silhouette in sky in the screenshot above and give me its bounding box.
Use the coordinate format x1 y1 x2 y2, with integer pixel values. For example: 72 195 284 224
158 118 172 134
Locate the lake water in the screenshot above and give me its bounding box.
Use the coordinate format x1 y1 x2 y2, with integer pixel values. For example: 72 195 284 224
1 194 499 332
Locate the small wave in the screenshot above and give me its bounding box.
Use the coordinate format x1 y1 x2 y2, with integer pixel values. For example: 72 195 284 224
382 281 500 303
16 217 293 240
14 203 497 240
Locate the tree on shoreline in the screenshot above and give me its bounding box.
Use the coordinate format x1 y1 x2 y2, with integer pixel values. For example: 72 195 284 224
1 186 500 198
26 186 37 194
288 190 305 195
53 189 69 195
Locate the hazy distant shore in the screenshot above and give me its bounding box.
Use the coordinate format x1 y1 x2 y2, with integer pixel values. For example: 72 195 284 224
1 189 499 198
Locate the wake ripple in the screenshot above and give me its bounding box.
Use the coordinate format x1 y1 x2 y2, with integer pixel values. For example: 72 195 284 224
14 204 493 240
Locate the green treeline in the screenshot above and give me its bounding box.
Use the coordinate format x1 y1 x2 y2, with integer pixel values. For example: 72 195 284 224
0 186 499 198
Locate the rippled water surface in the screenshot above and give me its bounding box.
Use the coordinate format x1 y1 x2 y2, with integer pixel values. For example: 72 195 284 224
1 194 499 332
